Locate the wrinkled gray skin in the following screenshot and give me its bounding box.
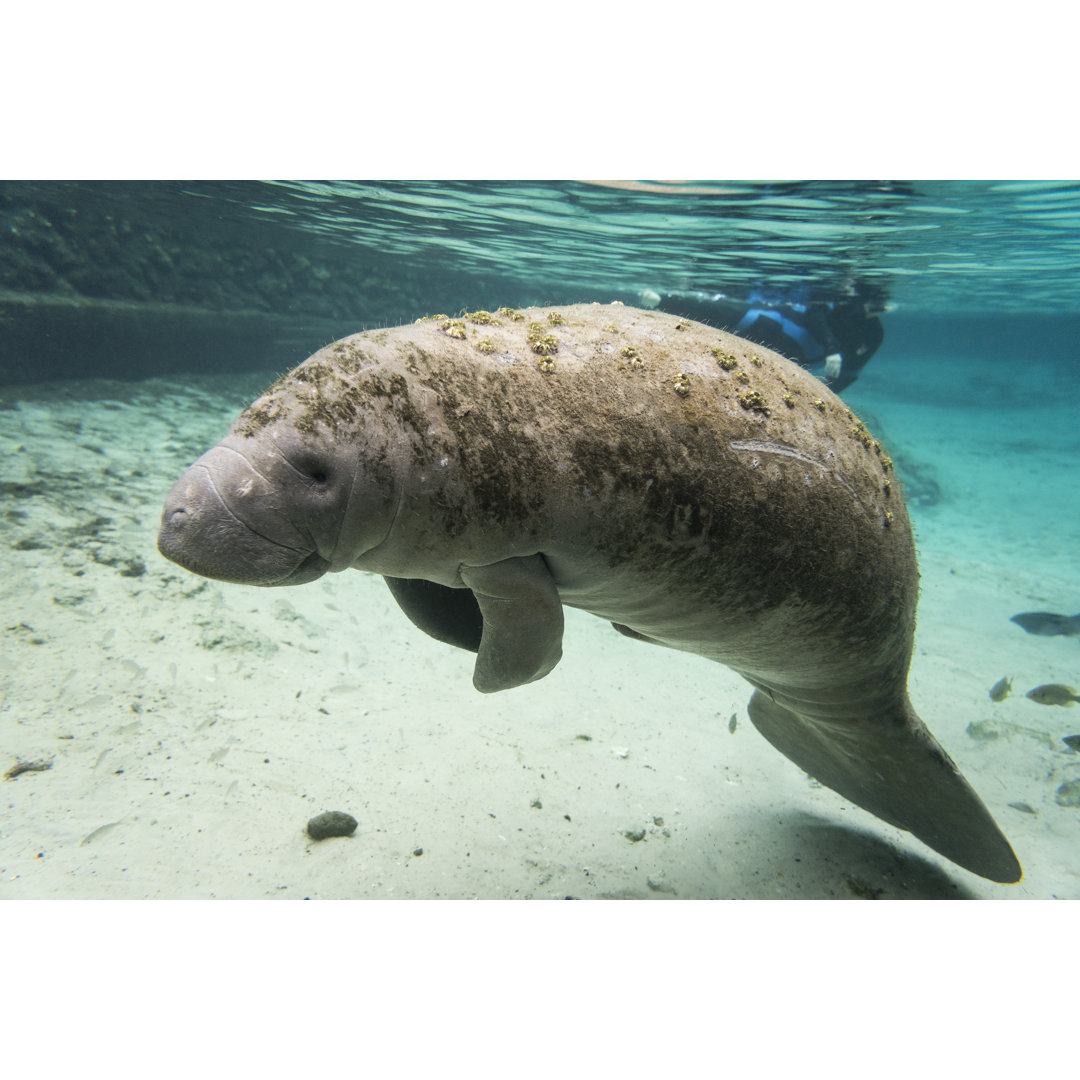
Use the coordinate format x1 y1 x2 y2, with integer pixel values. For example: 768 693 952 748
159 304 1021 883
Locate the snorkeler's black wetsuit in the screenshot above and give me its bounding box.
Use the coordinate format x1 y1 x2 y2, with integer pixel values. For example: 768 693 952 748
648 289 886 392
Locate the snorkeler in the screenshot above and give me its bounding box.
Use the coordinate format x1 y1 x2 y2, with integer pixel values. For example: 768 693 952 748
640 282 890 392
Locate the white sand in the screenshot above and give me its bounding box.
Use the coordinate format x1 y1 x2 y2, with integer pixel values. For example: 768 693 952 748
2 350 1078 900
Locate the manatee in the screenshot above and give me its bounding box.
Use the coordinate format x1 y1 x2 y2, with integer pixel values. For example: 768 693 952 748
158 303 1022 883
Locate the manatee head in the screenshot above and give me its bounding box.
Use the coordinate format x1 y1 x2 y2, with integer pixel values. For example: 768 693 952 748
158 372 398 586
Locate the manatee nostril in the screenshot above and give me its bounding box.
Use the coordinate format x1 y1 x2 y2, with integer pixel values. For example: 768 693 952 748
167 508 188 525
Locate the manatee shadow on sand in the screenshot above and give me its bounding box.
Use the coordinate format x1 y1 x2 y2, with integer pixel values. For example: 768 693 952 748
766 813 980 899
624 811 982 900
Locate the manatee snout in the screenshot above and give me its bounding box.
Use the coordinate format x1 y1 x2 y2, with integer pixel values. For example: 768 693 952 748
157 448 329 586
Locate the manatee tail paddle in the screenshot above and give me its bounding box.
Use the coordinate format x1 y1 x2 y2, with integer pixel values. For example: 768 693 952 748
747 690 1022 883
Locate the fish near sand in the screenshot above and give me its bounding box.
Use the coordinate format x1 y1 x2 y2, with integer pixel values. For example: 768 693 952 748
158 303 1022 883
1026 684 1080 707
1011 612 1080 637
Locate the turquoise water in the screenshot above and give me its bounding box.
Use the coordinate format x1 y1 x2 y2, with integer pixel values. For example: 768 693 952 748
1 180 1078 899
172 179 1080 313
8 179 1080 316
150 178 1080 308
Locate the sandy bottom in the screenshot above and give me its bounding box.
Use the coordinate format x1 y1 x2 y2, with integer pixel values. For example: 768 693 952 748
2 349 1078 900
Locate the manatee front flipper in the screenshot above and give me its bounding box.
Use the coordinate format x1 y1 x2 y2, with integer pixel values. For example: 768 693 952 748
747 690 1022 883
384 577 484 652
459 555 564 693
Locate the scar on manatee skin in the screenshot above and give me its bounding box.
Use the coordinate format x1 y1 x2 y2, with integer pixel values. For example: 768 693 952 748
728 438 864 506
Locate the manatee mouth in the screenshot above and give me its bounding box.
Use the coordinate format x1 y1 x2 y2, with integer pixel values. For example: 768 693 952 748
262 548 332 586
157 465 331 587
157 505 331 586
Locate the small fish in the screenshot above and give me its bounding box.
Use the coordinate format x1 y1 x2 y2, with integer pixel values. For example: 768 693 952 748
989 676 1013 702
1062 735 1080 751
1026 684 1080 707
1010 612 1080 637
80 821 123 847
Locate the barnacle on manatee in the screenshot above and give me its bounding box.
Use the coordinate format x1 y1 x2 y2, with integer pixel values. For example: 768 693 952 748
711 347 738 371
527 322 558 355
739 390 769 414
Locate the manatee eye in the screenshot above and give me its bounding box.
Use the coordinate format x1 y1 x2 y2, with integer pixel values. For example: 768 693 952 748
289 452 331 488
296 460 329 486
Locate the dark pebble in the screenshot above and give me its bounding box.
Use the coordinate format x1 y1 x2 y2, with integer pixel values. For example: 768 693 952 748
306 811 358 840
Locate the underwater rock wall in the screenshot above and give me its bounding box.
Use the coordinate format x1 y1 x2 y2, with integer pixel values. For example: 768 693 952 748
0 182 529 385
